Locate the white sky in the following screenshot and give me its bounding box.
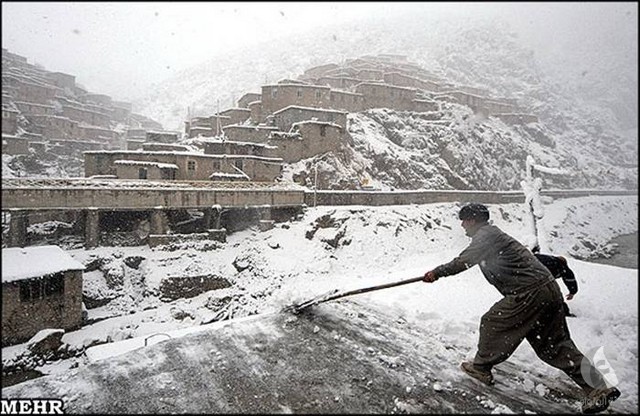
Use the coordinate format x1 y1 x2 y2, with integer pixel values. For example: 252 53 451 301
2 2 637 101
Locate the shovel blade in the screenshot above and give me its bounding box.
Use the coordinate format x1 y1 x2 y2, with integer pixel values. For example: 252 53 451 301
284 288 340 314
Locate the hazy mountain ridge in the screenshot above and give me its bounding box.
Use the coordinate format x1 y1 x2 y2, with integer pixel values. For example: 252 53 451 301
133 13 637 191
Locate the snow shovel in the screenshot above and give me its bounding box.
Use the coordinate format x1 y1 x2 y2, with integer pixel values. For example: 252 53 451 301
283 275 424 314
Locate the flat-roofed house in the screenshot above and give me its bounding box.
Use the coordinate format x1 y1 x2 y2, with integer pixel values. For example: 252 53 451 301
2 245 85 346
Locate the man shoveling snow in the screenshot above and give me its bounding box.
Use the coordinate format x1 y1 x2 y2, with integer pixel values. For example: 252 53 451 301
422 203 621 414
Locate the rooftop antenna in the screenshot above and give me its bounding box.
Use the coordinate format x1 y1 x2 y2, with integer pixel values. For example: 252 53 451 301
216 99 225 141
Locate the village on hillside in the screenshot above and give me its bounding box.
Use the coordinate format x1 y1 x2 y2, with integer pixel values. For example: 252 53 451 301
3 48 538 184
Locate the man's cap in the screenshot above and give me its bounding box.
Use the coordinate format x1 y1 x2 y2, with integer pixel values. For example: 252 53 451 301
458 203 490 222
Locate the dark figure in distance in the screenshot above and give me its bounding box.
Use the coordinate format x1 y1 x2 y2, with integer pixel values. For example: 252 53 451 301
534 253 578 317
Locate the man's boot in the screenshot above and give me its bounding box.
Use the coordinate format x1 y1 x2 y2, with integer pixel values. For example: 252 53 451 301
460 361 494 385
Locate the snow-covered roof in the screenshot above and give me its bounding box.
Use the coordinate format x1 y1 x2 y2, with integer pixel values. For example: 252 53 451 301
202 138 277 149
209 172 249 179
292 120 343 129
273 105 347 115
2 245 85 283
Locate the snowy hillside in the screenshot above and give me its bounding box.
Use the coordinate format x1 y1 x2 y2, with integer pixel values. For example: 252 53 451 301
133 11 637 191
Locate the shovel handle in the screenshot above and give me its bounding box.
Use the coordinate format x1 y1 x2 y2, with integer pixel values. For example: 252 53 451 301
315 275 424 305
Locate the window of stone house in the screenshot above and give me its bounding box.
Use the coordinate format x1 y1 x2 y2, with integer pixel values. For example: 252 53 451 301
161 168 176 180
187 160 196 171
19 273 64 302
297 89 303 98
213 160 221 170
138 168 148 179
44 273 64 296
235 159 243 170
315 91 322 100
271 88 277 98
320 125 327 137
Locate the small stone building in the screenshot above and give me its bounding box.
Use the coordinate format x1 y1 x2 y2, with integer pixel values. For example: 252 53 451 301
2 134 29 155
2 245 85 346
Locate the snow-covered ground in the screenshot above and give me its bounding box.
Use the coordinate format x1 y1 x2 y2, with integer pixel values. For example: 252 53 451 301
2 195 638 412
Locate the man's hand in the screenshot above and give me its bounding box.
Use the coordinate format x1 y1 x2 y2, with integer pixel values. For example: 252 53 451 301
566 293 574 301
423 271 438 283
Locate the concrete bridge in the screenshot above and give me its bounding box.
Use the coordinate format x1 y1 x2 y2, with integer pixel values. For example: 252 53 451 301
2 178 306 248
2 178 636 249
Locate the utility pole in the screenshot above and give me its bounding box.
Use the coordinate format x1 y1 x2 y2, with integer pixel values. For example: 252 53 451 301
313 164 318 208
521 155 570 253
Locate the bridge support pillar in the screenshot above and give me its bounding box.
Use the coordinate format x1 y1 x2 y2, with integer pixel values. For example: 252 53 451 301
150 208 168 235
85 209 100 249
258 205 274 232
8 209 28 247
204 205 222 230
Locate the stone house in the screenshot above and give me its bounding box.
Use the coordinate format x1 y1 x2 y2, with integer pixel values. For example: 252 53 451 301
355 82 417 111
435 90 485 112
25 114 79 139
82 93 112 107
185 115 233 138
84 150 283 182
328 90 365 113
2 107 18 134
2 245 85 346
141 142 191 152
217 108 251 126
237 92 261 109
383 72 442 92
2 134 29 155
48 138 104 156
62 104 111 127
248 101 263 125
412 99 440 113
316 76 362 91
301 63 339 80
126 139 145 150
260 84 332 122
272 105 348 132
480 99 518 116
77 124 121 146
222 124 279 143
126 128 146 141
14 101 56 116
203 139 278 158
355 69 385 81
146 130 179 143
269 120 343 163
46 72 76 89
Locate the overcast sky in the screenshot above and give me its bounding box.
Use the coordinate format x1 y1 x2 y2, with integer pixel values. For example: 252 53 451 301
2 2 637 101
